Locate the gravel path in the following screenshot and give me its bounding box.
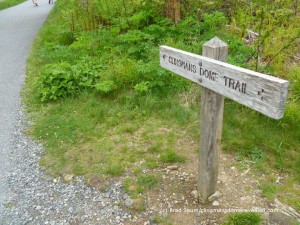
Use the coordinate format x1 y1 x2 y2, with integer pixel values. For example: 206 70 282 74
1 109 132 225
0 1 132 224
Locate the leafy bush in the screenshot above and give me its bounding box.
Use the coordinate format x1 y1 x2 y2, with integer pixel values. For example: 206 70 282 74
39 60 106 101
200 12 228 40
58 30 76 46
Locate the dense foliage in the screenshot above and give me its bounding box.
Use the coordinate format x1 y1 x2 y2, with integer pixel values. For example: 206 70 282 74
36 0 300 102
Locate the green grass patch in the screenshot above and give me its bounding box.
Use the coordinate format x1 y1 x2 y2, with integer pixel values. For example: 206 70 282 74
160 149 186 164
0 0 26 10
137 174 158 189
260 182 278 200
124 174 158 201
222 212 263 225
142 158 159 168
105 164 125 176
31 92 194 178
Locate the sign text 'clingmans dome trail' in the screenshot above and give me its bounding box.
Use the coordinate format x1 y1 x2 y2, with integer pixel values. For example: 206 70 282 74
160 46 289 120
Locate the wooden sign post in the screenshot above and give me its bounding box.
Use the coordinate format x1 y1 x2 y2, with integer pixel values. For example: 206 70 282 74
160 37 289 202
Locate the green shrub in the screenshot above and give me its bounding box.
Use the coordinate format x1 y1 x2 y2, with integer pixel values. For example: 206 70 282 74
39 59 115 101
58 30 76 46
94 80 116 94
200 12 228 39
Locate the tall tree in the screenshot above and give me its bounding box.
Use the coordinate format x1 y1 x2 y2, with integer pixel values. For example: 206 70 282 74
165 0 181 23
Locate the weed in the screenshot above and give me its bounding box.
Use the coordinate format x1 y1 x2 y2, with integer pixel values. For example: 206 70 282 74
137 174 158 190
249 147 265 163
134 168 142 175
132 197 145 212
261 182 278 200
124 177 146 199
147 144 162 153
295 158 300 183
222 212 263 225
142 159 159 169
105 164 125 176
124 177 133 194
160 149 185 164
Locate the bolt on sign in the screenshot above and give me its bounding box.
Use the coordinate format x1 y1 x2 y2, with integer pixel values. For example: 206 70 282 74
160 37 289 201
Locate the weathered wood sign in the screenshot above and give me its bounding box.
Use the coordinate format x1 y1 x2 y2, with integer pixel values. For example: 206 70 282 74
160 37 289 202
160 45 289 119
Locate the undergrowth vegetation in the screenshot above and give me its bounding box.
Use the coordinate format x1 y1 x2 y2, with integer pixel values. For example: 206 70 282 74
24 0 300 215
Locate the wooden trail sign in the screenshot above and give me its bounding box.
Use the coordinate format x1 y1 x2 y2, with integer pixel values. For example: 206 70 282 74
160 37 289 201
160 43 289 120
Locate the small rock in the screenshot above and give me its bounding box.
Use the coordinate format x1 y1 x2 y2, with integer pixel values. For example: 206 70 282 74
124 198 134 208
190 190 199 199
149 213 155 221
132 198 144 211
162 211 168 218
208 191 222 202
212 200 219 206
276 176 282 184
240 196 252 203
167 165 178 170
63 174 74 182
269 211 297 225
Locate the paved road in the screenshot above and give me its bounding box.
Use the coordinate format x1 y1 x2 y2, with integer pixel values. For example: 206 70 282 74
0 0 53 213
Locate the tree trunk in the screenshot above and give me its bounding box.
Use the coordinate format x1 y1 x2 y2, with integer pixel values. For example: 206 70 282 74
165 0 181 24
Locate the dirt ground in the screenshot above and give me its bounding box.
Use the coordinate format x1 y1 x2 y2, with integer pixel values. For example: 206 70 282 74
123 150 300 225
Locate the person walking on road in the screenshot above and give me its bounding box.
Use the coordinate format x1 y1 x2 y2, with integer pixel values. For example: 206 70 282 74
32 0 38 6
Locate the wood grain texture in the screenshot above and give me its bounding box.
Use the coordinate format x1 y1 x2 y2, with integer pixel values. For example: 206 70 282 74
160 44 289 119
198 37 226 201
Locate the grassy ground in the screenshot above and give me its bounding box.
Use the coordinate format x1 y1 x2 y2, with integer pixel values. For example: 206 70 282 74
23 0 300 220
0 0 26 10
